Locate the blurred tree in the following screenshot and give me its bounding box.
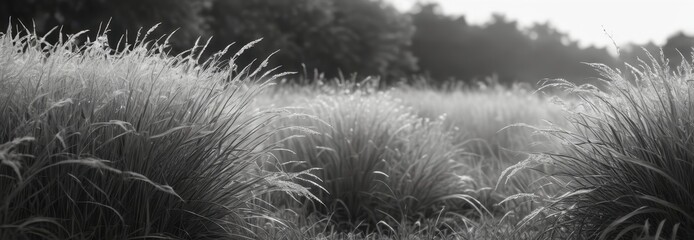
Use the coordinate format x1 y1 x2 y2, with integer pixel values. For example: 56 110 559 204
620 32 694 72
204 0 332 69
662 32 694 69
0 0 207 51
472 14 531 81
524 22 616 85
409 3 616 86
410 3 472 81
619 42 660 66
204 0 417 80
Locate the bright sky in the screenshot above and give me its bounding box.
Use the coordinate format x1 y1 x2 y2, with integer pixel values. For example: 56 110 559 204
389 0 694 51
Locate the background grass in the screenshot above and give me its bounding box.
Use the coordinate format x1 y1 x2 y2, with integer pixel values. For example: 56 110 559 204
252 76 568 239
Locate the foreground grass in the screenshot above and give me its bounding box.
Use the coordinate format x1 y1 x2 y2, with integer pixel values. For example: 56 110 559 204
504 51 694 239
0 26 314 239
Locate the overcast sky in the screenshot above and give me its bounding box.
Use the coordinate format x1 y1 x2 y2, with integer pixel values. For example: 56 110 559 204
388 0 694 51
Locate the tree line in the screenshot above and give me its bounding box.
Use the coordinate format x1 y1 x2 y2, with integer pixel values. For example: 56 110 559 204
2 0 692 86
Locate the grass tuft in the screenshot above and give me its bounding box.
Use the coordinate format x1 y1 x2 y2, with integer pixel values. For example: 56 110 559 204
271 90 482 233
504 49 694 239
0 25 312 239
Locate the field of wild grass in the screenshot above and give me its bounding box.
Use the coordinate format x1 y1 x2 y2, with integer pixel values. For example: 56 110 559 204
1 26 693 240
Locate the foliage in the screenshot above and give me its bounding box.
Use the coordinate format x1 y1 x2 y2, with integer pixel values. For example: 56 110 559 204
0 0 206 51
0 26 314 239
622 32 694 71
204 0 417 79
2 0 692 89
410 3 617 85
662 32 694 68
503 50 694 239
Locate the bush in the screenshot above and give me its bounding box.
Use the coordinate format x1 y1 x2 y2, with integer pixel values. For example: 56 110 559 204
504 50 694 239
0 26 311 239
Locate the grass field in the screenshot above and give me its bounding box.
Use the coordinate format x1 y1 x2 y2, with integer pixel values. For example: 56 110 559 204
1 27 693 239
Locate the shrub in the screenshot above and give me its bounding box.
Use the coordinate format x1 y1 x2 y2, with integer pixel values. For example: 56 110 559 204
0 25 311 239
504 50 694 239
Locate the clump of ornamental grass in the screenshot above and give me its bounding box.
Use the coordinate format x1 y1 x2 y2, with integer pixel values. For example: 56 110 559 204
390 80 565 222
0 24 314 239
271 91 484 233
502 50 694 239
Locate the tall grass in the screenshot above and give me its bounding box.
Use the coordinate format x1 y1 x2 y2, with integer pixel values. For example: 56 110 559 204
391 80 564 159
271 91 483 233
390 81 566 223
0 25 312 239
504 50 694 239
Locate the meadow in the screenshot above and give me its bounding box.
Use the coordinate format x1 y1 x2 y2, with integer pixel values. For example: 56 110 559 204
1 26 693 240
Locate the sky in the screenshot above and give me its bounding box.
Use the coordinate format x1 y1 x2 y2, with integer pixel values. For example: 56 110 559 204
388 0 694 51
